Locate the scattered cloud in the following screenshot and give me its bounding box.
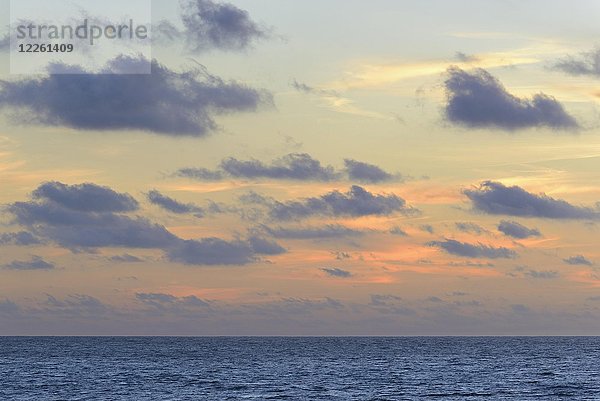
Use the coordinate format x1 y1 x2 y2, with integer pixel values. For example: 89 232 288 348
136 292 210 310
3 256 54 271
428 239 517 259
563 255 594 266
552 48 600 77
0 231 43 246
497 220 541 239
445 67 578 130
455 222 485 235
221 153 338 181
108 254 144 263
419 224 435 234
267 185 417 220
344 159 395 183
6 182 280 266
177 153 397 183
464 181 599 220
147 190 204 217
179 0 269 53
0 56 270 136
262 224 364 239
8 199 178 250
167 238 253 265
454 52 478 63
321 268 352 278
389 226 408 236
33 181 138 213
247 236 287 255
291 79 339 97
524 269 558 279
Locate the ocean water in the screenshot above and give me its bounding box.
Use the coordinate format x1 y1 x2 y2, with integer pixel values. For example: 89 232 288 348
0 337 599 400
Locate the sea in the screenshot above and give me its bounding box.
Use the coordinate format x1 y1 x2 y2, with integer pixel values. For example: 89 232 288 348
0 337 598 400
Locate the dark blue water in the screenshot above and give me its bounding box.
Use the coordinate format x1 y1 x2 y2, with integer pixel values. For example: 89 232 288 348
0 337 598 400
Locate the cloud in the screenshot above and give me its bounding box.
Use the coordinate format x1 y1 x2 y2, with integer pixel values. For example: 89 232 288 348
321 268 352 278
419 224 435 234
455 222 485 235
220 153 338 181
552 48 600 77
291 79 339 97
524 270 558 279
8 200 178 250
175 168 225 181
33 181 139 213
454 52 478 63
180 0 268 53
136 292 210 309
445 67 578 130
464 181 600 220
147 190 204 217
109 254 144 263
497 220 541 239
563 255 594 266
167 238 257 266
42 294 111 317
268 185 417 221
5 182 285 266
262 224 364 239
0 55 270 136
247 236 287 255
344 159 395 183
3 256 54 271
176 154 397 183
428 239 517 259
0 231 43 246
389 226 408 236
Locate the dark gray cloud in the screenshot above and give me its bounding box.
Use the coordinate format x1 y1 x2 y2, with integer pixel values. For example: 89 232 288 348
445 67 578 130
3 256 54 271
291 79 339 97
454 52 478 63
166 238 257 266
268 185 417 221
262 224 364 239
524 270 558 279
552 48 600 77
464 181 599 220
344 159 395 183
563 255 593 266
136 292 210 309
498 220 541 239
389 226 408 236
180 0 268 53
33 182 138 213
147 190 204 217
109 254 144 263
247 236 287 255
177 154 397 183
455 222 485 235
370 294 402 306
0 231 43 246
419 224 435 234
42 294 111 317
176 167 225 181
220 153 338 181
428 239 517 259
0 55 270 136
8 200 178 249
321 268 352 278
6 182 277 266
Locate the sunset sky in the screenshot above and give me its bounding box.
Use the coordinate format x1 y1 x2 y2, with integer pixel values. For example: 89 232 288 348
1 0 600 335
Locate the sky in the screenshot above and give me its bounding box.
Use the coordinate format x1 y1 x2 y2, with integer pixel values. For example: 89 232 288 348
0 0 600 335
